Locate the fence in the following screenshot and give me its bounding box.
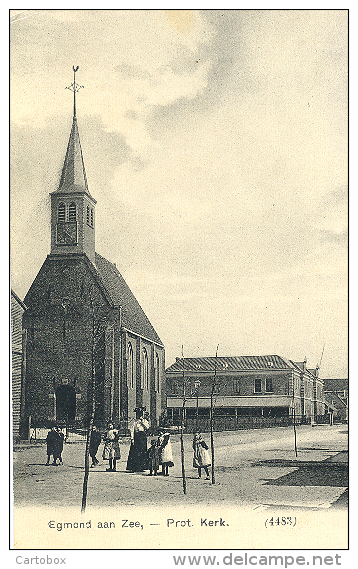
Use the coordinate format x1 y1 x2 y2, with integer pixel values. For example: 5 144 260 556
315 414 331 425
184 415 311 433
29 426 87 443
23 415 331 441
28 421 131 443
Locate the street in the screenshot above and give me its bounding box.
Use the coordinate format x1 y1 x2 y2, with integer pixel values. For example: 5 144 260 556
13 424 347 511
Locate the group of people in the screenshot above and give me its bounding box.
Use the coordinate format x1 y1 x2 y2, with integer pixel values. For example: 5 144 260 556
45 425 65 466
95 408 175 476
46 407 212 480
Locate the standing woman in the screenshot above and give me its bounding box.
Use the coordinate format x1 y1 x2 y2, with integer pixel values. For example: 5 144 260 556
45 426 57 465
193 431 211 479
102 422 121 472
158 428 174 476
126 407 149 472
53 426 65 465
89 425 102 467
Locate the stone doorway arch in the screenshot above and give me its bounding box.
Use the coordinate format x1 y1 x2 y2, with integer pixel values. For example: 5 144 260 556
55 381 76 424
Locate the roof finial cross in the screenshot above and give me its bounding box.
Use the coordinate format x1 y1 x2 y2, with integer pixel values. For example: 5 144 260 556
65 66 83 119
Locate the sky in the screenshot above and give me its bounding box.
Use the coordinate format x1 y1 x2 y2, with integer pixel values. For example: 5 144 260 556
10 9 347 377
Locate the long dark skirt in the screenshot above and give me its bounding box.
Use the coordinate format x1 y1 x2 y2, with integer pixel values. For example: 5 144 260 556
126 431 148 472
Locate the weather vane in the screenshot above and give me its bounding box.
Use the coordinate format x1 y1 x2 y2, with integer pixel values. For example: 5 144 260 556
65 65 84 119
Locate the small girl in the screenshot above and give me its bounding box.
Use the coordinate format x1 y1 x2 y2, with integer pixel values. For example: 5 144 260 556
148 439 160 476
102 422 121 472
158 429 174 476
193 431 211 479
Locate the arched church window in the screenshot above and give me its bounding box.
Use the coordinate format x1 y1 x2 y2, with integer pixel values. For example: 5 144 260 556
86 206 90 225
128 342 135 389
58 203 66 223
155 352 160 392
142 347 149 390
69 203 77 222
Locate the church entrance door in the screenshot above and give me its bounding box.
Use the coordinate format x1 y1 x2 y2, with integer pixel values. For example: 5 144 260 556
56 384 76 424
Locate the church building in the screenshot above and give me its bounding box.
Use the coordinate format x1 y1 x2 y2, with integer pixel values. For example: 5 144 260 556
22 70 165 432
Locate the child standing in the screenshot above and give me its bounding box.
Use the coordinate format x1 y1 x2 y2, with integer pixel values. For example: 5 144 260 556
158 429 174 476
102 422 121 472
193 431 211 479
148 439 160 476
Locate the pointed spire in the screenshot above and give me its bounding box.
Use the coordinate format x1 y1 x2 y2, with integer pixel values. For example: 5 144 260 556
57 67 92 196
58 118 90 194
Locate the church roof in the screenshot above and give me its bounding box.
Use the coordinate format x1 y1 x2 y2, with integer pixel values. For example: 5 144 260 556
56 118 93 198
11 289 27 311
95 253 163 346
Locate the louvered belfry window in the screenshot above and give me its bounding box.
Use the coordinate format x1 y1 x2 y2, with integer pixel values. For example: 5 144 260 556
58 203 66 222
86 206 90 225
69 202 77 222
90 208 94 227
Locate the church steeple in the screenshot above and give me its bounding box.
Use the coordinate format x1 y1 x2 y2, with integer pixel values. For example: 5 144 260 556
58 118 90 195
50 67 96 263
56 66 92 197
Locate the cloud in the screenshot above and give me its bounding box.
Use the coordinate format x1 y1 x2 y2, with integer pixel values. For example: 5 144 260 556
115 64 152 80
319 229 347 246
11 10 217 155
10 10 348 377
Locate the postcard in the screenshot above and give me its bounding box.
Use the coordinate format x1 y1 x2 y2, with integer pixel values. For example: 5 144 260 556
10 9 348 553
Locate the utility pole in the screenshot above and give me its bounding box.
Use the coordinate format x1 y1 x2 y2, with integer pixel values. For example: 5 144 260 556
312 345 325 426
210 345 219 484
292 373 298 458
180 346 187 495
318 344 325 369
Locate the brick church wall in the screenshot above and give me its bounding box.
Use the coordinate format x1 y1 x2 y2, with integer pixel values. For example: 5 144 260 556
23 255 119 427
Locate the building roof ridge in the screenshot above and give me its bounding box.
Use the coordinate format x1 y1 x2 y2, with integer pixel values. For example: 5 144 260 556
94 252 163 346
166 354 296 372
11 289 27 310
176 354 286 361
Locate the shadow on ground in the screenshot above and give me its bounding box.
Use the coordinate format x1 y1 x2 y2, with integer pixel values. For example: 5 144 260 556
330 488 348 508
261 465 347 487
253 452 348 489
